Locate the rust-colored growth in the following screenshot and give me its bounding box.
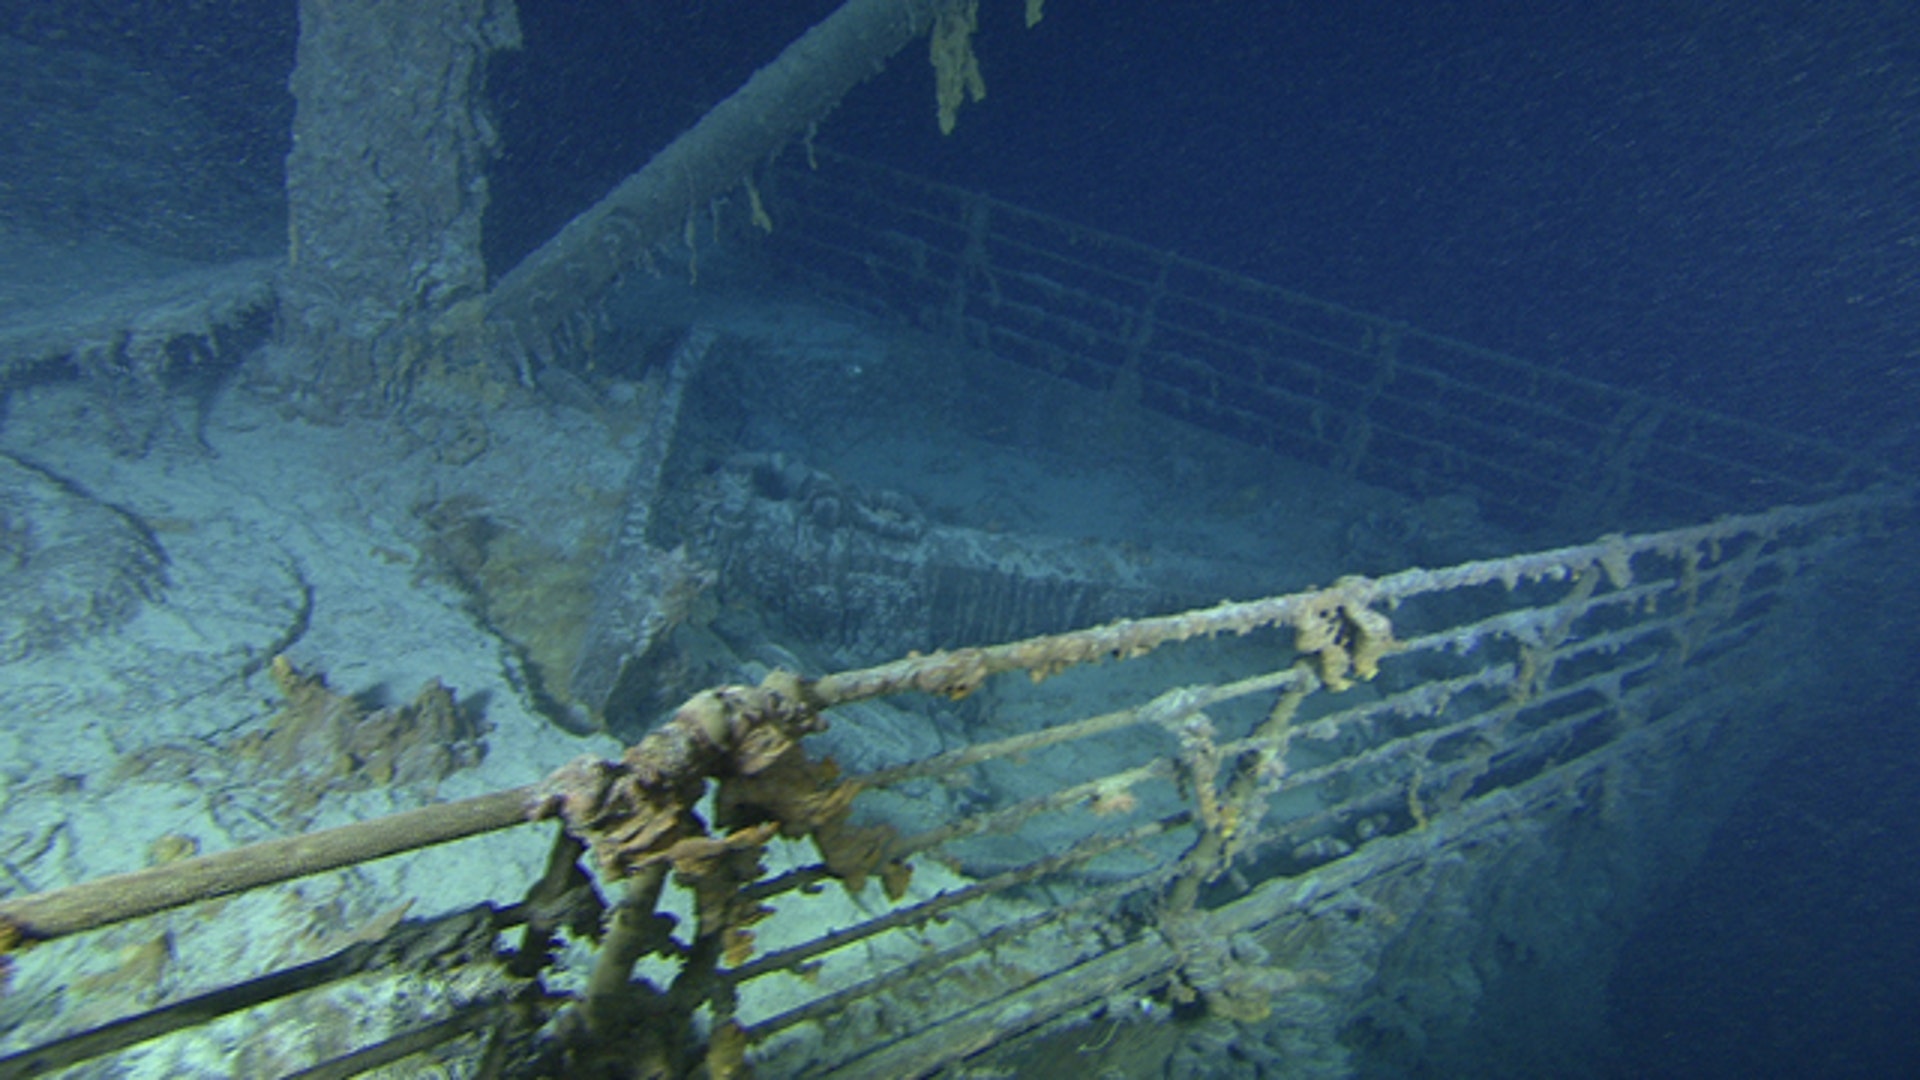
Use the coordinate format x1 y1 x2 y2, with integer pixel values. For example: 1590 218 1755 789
530 671 912 1072
1003 623 1162 686
73 930 174 1004
1291 581 1399 693
1086 780 1140 817
0 915 19 995
529 753 707 883
908 647 993 700
707 1020 750 1080
660 822 779 967
242 657 486 816
531 669 911 902
146 834 200 867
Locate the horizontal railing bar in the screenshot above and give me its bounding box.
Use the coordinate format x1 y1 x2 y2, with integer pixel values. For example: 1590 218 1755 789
816 634 1772 1078
728 814 1188 988
734 578 1767 973
740 852 1188 1049
774 226 1845 507
1232 619 1764 864
0 789 536 945
791 150 1886 487
859 670 1303 790
0 903 516 1077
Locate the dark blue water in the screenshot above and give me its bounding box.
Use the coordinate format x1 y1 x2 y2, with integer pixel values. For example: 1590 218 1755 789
828 0 1920 468
474 0 1920 464
1610 681 1920 1080
13 1 1914 1074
